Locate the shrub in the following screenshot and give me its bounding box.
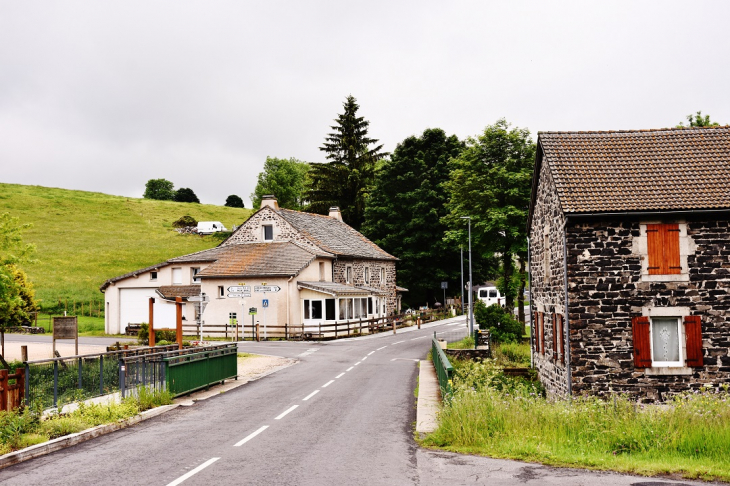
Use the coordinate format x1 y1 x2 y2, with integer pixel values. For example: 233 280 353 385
474 301 524 343
137 323 149 344
172 215 198 228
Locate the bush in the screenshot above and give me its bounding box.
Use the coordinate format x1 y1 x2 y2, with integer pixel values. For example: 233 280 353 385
474 301 524 343
172 215 198 228
137 323 149 344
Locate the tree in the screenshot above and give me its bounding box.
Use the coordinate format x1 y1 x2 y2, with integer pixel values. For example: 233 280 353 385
306 96 387 229
174 188 200 203
172 215 198 228
251 157 309 210
224 195 245 208
677 111 721 128
143 179 175 200
443 119 536 322
4 265 39 328
362 128 465 307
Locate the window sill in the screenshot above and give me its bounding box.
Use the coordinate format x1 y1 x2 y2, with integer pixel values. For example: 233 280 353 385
641 274 689 283
644 366 693 376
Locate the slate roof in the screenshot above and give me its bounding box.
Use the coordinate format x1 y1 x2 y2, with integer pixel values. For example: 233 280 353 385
197 242 317 278
157 285 201 300
277 209 397 260
538 126 730 214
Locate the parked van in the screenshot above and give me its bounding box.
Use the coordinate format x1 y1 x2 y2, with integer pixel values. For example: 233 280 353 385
476 285 503 307
197 221 228 234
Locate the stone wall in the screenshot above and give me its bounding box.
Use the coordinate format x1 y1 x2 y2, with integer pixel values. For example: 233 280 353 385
222 207 322 253
529 153 570 397
333 259 398 314
566 218 730 401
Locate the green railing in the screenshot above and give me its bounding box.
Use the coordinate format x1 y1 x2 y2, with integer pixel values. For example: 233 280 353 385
431 333 454 399
164 344 238 396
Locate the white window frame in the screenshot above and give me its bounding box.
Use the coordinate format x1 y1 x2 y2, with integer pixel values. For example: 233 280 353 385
650 316 684 368
364 267 370 284
191 267 201 284
262 224 274 242
218 286 224 298
380 267 385 284
346 265 353 284
172 267 182 285
150 271 158 281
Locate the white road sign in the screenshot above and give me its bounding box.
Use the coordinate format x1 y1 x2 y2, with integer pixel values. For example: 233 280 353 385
228 286 251 292
227 293 251 298
254 285 281 293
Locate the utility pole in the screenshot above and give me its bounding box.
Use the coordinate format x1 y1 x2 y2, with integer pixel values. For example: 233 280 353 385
460 245 464 317
460 216 474 334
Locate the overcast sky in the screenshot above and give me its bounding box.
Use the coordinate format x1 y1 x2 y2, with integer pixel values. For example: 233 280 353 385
1 1 728 207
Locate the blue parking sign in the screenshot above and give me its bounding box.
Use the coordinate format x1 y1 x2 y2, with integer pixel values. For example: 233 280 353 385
262 299 269 308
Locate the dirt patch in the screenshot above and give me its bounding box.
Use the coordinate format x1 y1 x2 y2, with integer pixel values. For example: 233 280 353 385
237 355 296 382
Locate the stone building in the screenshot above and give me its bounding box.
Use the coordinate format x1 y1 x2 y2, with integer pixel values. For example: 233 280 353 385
528 126 730 401
101 196 402 335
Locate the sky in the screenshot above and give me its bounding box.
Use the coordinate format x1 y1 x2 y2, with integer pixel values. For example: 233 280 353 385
1 1 728 207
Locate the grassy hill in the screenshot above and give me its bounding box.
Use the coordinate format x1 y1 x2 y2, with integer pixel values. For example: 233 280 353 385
0 183 252 313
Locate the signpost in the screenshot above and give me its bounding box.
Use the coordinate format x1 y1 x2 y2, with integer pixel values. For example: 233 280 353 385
52 316 78 356
440 281 448 310
254 285 281 293
227 285 251 341
262 299 269 339
249 307 258 341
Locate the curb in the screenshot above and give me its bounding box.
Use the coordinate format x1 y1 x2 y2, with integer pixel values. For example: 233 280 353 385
0 404 178 470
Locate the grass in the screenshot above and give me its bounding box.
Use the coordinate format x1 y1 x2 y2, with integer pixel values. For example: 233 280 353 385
0 183 252 313
0 388 173 455
422 357 730 482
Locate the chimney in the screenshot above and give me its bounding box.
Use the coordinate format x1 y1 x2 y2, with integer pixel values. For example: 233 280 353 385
260 195 279 210
328 206 343 221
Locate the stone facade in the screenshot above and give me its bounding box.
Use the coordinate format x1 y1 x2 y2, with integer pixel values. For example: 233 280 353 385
332 259 397 314
221 207 322 254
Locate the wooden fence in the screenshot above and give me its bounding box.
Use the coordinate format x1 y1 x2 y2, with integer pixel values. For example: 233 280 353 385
0 368 25 412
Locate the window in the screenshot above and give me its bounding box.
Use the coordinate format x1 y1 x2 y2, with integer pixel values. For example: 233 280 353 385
339 299 348 320
368 297 373 315
479 290 488 298
380 268 385 284
646 224 681 275
304 300 310 320
360 298 367 317
346 266 353 284
263 224 274 241
172 268 182 285
552 314 564 363
538 312 545 355
191 267 201 284
325 299 336 320
319 262 325 281
543 231 550 279
364 267 370 284
489 290 498 298
632 315 703 369
218 286 224 298
311 300 323 319
150 271 158 281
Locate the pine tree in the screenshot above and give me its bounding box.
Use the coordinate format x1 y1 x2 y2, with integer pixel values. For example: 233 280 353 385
306 96 386 229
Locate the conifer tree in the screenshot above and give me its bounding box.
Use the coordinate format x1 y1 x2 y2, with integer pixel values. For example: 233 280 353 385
306 96 386 229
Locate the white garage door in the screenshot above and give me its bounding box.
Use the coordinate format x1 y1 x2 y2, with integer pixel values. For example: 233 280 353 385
119 288 183 333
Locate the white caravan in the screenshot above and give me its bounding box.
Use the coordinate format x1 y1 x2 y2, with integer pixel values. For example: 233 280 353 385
197 221 228 234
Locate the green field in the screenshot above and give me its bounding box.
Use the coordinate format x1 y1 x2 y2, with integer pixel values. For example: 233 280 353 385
0 183 252 312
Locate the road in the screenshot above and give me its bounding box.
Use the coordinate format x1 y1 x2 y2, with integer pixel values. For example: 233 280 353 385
0 318 715 485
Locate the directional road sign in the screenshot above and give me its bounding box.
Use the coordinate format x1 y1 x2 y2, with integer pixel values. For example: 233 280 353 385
254 285 281 293
228 286 251 293
227 292 251 298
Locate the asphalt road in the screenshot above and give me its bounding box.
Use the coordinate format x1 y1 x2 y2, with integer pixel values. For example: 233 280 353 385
0 318 717 486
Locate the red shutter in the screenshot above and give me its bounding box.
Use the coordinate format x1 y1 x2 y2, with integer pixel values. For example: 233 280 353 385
684 315 704 367
533 311 538 351
632 316 652 368
540 312 545 355
552 313 557 361
647 224 681 275
558 315 565 365
646 225 663 274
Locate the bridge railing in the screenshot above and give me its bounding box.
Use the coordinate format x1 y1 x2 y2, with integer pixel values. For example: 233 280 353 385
431 332 454 399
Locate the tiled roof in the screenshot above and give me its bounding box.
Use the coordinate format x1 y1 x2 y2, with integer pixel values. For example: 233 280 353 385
157 285 201 300
100 261 169 291
539 126 730 213
197 242 316 278
297 281 374 296
278 209 397 260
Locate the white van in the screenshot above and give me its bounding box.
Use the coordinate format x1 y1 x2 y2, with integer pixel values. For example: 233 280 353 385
197 221 228 234
477 285 503 307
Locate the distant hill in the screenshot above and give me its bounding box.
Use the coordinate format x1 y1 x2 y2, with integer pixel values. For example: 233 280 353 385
0 183 252 312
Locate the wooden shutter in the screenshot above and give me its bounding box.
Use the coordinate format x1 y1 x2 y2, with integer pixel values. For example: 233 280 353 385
647 223 681 275
533 311 538 351
558 315 565 364
684 315 704 367
539 312 545 355
632 316 652 368
552 313 557 361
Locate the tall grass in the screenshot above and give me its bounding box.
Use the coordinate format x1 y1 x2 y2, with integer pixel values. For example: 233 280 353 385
423 358 730 481
0 183 251 312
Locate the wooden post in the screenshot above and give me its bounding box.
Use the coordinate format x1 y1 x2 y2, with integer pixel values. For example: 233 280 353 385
21 346 27 363
418 317 421 329
149 297 156 347
392 318 396 334
16 368 24 410
256 323 260 342
176 297 183 350
0 369 7 412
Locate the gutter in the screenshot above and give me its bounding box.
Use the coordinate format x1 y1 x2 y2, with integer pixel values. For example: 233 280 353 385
562 223 572 397
565 208 730 220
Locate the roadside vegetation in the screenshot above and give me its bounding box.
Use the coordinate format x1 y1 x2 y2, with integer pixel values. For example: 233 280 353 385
0 388 173 455
423 355 730 482
0 183 251 314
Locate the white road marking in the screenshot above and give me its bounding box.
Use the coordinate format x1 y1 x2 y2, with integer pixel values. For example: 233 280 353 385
346 367 354 372
362 356 368 360
297 348 319 357
410 336 429 340
166 457 220 486
354 361 361 366
393 341 405 344
275 405 299 420
303 390 320 401
322 380 335 388
377 346 387 350
336 372 345 378
368 351 375 355
234 426 269 447
390 358 420 362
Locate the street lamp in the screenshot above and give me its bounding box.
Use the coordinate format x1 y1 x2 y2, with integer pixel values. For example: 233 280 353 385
460 216 474 334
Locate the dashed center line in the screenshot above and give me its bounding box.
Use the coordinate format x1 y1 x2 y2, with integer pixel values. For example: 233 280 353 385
234 426 268 447
354 361 361 366
297 348 319 357
166 457 220 486
322 380 335 388
336 372 345 378
302 390 320 401
368 351 375 355
393 341 405 344
377 346 387 350
275 405 299 420
346 367 354 372
362 356 368 360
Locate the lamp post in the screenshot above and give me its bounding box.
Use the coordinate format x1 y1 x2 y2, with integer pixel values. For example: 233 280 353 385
460 216 474 334
460 245 464 316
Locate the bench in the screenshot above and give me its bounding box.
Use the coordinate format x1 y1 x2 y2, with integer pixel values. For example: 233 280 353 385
125 324 143 336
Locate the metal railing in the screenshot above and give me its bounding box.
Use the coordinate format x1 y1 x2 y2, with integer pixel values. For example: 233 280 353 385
431 332 454 399
24 345 180 410
120 343 238 398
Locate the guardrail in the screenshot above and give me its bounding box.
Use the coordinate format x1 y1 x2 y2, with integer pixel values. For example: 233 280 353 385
120 343 238 398
431 332 454 399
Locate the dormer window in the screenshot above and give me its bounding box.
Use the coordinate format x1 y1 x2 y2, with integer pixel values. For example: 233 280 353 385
263 224 274 242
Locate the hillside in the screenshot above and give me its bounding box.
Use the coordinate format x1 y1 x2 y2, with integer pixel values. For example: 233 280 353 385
0 183 252 312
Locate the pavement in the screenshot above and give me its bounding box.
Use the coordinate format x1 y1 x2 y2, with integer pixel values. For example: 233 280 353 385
0 317 721 486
